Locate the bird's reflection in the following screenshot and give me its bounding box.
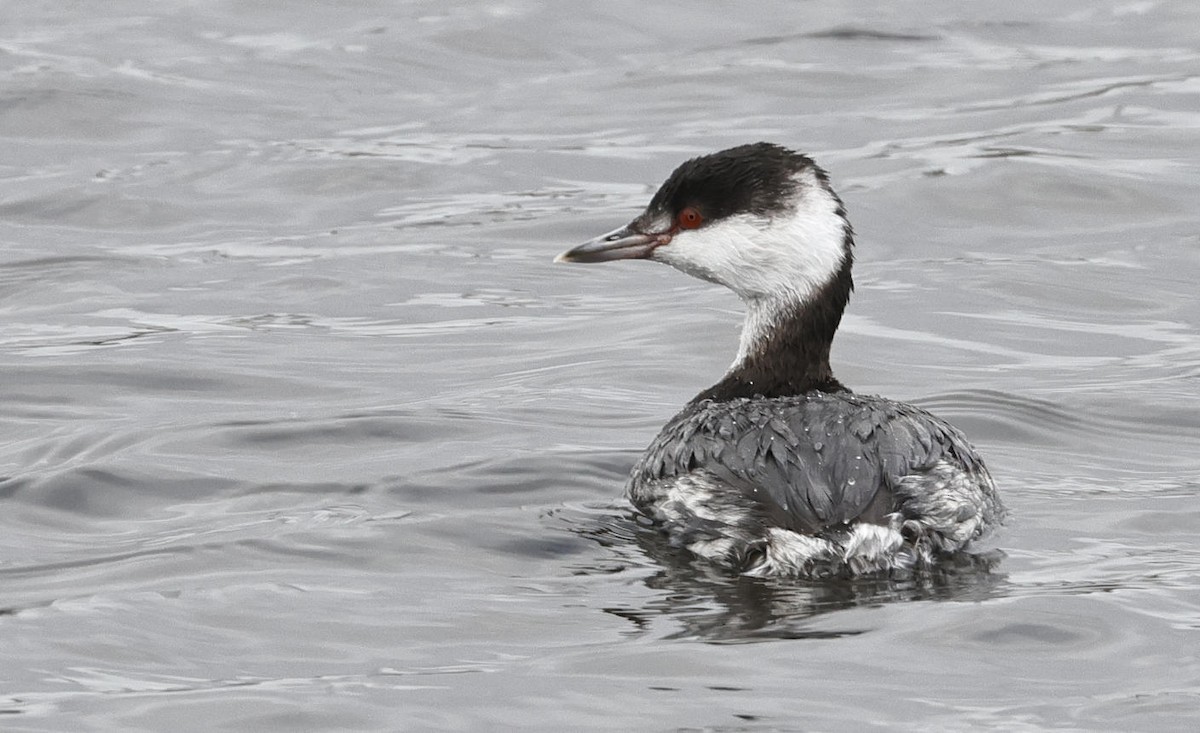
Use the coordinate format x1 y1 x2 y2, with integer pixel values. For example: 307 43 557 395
564 505 1006 643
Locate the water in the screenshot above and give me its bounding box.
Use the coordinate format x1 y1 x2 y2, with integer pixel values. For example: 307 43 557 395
2 1 1199 730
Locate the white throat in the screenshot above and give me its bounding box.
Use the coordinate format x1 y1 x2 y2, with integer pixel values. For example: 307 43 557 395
734 296 797 367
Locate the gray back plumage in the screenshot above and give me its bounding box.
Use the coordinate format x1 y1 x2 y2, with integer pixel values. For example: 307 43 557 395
630 391 990 534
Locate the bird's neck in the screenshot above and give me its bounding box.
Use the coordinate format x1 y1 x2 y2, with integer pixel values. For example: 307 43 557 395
691 256 854 403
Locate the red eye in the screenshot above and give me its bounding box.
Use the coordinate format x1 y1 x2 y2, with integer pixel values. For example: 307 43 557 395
677 206 704 230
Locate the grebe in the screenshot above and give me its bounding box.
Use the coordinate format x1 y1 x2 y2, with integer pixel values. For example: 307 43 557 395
556 143 1004 577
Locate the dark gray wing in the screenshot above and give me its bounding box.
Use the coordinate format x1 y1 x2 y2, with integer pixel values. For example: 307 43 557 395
632 392 986 534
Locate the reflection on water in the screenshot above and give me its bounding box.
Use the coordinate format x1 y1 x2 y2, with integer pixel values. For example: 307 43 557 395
559 504 1006 643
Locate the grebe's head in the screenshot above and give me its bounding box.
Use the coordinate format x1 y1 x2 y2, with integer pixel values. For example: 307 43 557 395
556 142 853 307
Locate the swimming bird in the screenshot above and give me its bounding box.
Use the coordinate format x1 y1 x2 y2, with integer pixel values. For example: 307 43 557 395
556 142 1004 577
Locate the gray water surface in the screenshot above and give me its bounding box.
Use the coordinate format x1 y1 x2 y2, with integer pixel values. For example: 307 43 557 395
2 2 1199 730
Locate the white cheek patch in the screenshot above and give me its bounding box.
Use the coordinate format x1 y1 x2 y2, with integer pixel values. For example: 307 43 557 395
653 172 847 304
650 169 849 366
653 218 756 287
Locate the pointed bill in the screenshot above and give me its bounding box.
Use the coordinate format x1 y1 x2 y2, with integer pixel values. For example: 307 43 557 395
554 224 663 263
